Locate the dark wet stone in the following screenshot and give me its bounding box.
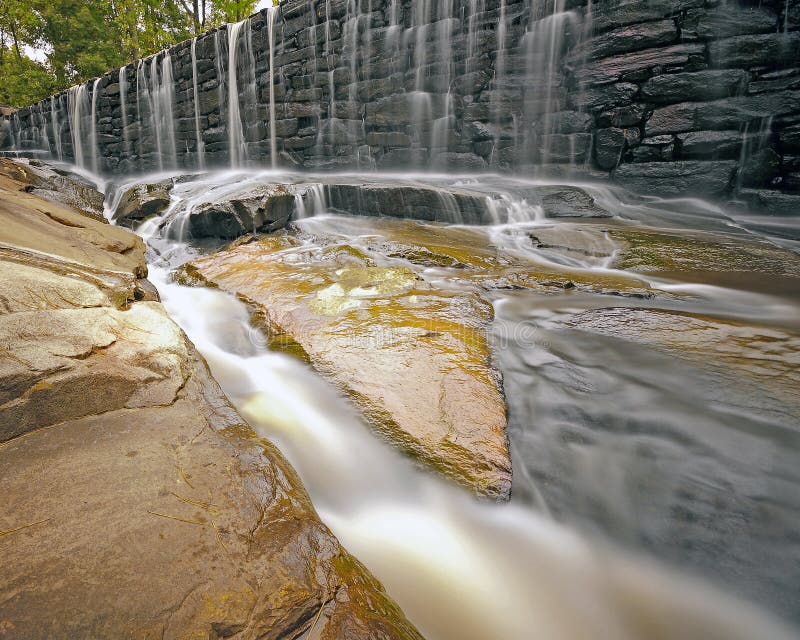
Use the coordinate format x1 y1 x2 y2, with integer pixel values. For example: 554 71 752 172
736 188 800 216
113 180 174 223
595 128 627 170
574 44 706 87
645 91 800 136
590 0 704 33
535 185 612 218
433 152 488 171
572 19 677 61
682 5 779 40
708 32 800 69
739 148 782 188
184 185 295 238
677 130 743 159
614 160 737 198
640 70 748 105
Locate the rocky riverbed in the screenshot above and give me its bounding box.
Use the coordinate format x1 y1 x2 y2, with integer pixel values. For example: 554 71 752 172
0 159 423 639
3 157 800 638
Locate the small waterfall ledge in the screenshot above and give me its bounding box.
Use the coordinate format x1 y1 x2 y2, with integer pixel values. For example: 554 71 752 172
1 0 800 208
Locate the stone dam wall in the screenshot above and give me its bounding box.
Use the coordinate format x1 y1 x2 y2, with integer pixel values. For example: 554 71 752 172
2 0 800 209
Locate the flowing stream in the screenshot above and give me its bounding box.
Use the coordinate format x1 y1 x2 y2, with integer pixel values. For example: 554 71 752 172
92 167 800 639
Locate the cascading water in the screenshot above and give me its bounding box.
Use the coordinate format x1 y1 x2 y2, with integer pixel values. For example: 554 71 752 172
227 19 252 167
267 7 278 167
90 78 101 174
154 53 178 171
119 66 132 161
135 59 147 163
50 96 62 161
67 84 89 169
190 39 206 169
91 164 800 639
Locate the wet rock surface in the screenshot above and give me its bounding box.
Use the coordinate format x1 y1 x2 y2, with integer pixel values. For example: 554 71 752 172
178 215 664 498
614 161 737 198
112 179 175 223
184 184 295 239
180 230 513 500
0 166 423 640
608 224 800 298
0 158 106 221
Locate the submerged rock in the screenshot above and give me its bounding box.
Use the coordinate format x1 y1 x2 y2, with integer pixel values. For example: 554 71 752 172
610 225 800 293
0 162 424 640
531 185 613 218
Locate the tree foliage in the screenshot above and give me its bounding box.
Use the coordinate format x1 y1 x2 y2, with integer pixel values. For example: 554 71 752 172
0 0 262 107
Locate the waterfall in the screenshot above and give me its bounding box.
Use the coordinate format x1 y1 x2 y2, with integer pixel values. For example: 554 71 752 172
67 84 89 169
119 66 132 161
50 96 62 161
215 29 227 163
34 104 50 154
135 59 146 166
489 0 508 167
0 0 739 179
465 0 484 75
267 8 278 168
191 39 206 169
387 0 402 51
90 78 101 174
430 1 456 160
155 53 178 170
227 20 248 167
345 0 359 108
294 184 327 218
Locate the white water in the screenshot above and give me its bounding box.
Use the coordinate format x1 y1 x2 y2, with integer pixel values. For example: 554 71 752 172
147 257 795 640
267 8 278 167
119 66 132 160
190 40 205 169
67 85 88 169
227 20 249 167
103 167 800 640
50 96 62 161
90 78 101 175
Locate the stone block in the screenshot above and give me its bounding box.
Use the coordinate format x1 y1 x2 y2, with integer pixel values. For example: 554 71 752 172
709 32 800 69
614 160 737 198
574 44 706 87
646 91 800 136
640 70 749 105
572 19 677 61
677 130 743 159
595 128 626 170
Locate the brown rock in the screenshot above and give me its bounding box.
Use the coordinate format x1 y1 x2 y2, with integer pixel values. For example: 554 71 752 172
181 232 513 500
0 161 424 640
0 158 106 222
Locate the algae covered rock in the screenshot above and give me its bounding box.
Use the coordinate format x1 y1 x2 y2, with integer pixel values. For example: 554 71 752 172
609 225 800 294
181 231 513 500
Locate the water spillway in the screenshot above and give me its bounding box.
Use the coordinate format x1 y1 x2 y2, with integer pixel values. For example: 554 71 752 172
1 0 800 208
